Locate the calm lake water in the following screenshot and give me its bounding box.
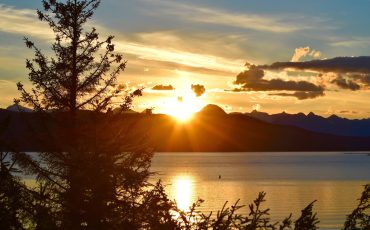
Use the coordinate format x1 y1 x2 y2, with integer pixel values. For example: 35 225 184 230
150 152 370 230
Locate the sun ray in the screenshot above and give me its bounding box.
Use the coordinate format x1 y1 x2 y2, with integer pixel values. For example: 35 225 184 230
163 94 204 122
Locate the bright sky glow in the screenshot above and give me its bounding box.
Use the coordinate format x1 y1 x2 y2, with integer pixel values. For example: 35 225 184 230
1 0 370 118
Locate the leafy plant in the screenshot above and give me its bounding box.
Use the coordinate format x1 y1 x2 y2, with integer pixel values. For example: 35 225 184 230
344 184 370 230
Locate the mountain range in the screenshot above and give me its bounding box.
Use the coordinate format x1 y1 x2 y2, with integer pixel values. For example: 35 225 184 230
244 110 370 137
0 104 369 152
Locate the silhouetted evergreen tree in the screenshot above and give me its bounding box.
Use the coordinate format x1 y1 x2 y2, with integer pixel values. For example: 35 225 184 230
344 184 370 230
294 201 319 230
6 0 370 229
0 150 25 230
0 118 31 230
14 0 154 229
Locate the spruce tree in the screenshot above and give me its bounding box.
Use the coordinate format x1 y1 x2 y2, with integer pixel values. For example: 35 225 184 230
15 0 153 229
0 118 28 230
13 1 369 230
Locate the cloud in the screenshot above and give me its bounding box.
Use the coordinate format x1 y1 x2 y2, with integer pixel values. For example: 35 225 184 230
0 4 243 78
183 7 296 33
115 40 242 74
191 84 206 97
331 76 361 91
234 56 370 98
232 65 324 99
0 79 13 88
225 88 248 93
144 0 305 33
252 104 261 111
291 47 310 62
0 5 53 39
348 74 370 86
270 91 324 100
359 75 370 85
152 84 175 90
234 66 265 85
291 46 321 62
259 56 370 91
339 110 358 115
310 50 322 58
261 56 370 73
330 37 370 48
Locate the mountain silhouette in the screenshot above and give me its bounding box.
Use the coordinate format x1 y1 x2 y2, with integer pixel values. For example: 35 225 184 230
246 110 370 137
198 104 227 116
6 104 33 113
1 106 370 152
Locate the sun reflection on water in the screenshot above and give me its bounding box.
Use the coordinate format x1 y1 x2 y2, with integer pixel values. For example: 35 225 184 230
173 175 194 211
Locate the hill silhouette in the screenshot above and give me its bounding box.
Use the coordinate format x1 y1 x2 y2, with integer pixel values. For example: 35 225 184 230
198 104 227 116
6 104 33 113
246 110 370 137
1 105 370 152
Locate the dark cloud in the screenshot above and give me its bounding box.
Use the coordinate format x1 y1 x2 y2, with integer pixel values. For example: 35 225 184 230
228 56 370 99
245 78 323 92
191 84 206 97
331 76 360 91
339 110 358 114
232 65 324 99
349 74 370 86
234 66 264 85
152 84 175 90
260 56 370 73
270 91 324 100
224 88 247 92
361 75 370 85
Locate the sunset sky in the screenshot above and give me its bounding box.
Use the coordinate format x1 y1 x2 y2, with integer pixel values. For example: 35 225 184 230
1 0 370 118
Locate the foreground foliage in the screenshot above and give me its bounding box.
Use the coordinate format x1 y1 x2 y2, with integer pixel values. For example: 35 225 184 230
0 0 369 229
1 161 369 230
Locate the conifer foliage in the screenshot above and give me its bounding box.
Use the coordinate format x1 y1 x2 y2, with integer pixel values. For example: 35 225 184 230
18 0 125 112
14 0 154 229
1 0 369 229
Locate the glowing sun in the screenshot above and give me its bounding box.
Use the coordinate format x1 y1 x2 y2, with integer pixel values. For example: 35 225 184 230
165 95 203 122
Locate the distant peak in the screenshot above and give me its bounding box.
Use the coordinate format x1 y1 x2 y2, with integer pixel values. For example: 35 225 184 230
307 112 316 117
250 110 269 116
328 114 343 120
199 104 227 116
112 107 138 114
6 104 33 112
276 111 289 116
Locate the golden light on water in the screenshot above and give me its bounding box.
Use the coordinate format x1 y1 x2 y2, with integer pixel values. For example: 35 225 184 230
173 175 194 211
